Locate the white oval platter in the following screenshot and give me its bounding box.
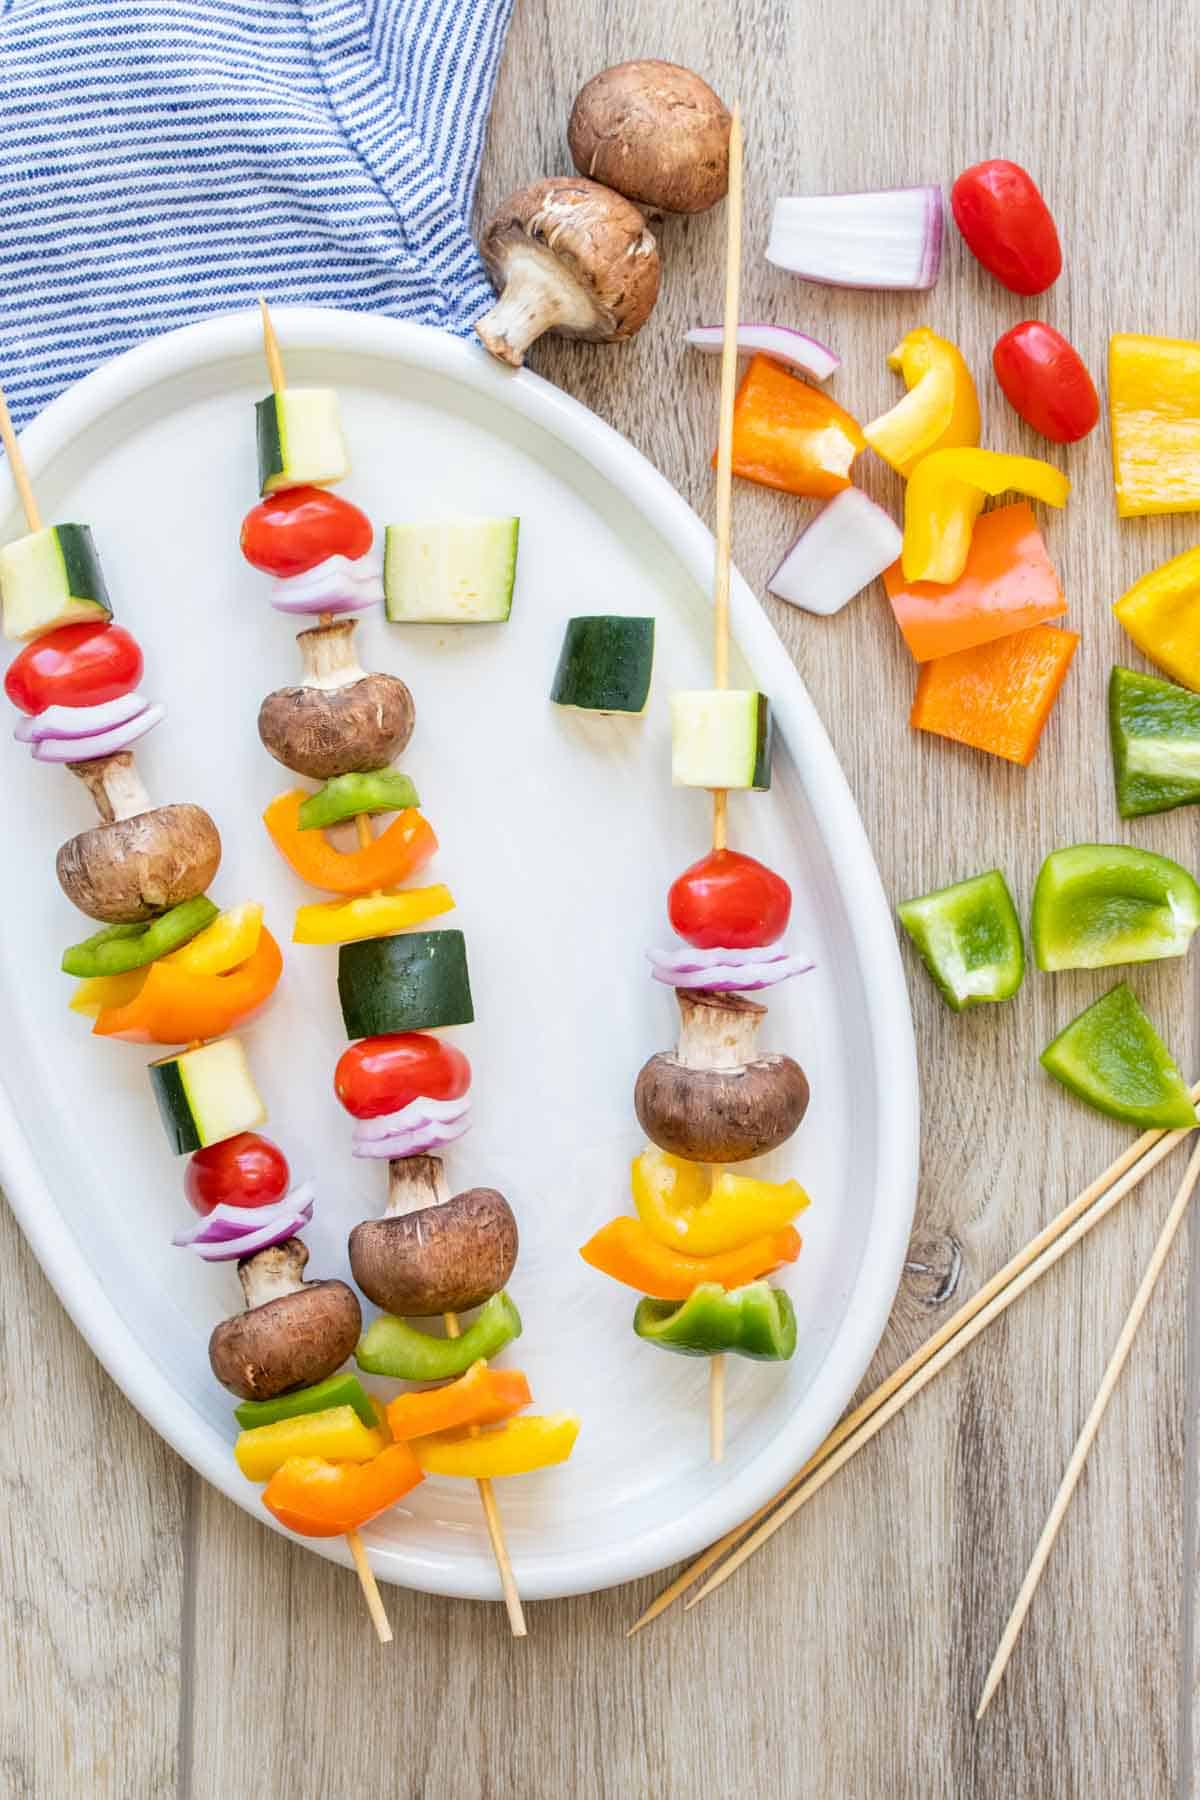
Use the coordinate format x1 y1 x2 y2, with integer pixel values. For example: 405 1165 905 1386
0 308 918 1600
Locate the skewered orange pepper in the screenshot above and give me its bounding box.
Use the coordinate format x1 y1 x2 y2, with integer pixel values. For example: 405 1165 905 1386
262 1442 424 1537
263 788 437 895
579 1215 802 1299
92 928 283 1043
385 1361 531 1440
723 354 865 499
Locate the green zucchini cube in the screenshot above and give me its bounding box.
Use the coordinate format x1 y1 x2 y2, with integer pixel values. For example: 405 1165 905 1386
670 689 772 790
148 1038 266 1155
256 388 350 495
383 518 519 624
0 523 112 641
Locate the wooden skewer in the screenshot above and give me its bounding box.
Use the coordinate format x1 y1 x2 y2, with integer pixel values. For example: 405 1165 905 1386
0 384 43 532
259 296 287 395
629 1082 1200 1632
975 1135 1200 1719
706 104 743 1465
345 1526 394 1643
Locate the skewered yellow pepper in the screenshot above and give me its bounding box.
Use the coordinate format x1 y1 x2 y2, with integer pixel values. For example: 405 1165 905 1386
1113 546 1200 692
293 886 454 945
902 447 1070 585
410 1414 580 1479
631 1146 809 1255
1109 332 1200 517
863 328 980 477
234 1404 386 1481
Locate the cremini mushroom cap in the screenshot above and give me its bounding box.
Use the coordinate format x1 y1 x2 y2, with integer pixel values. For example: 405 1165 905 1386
56 802 221 923
349 1187 519 1317
568 60 732 214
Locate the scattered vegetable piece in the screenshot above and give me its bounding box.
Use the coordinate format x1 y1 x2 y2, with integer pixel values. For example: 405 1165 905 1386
579 1215 801 1299
767 187 943 290
263 788 436 895
1031 844 1200 971
262 1443 424 1537
149 1037 266 1155
863 328 980 477
726 355 865 498
911 623 1079 766
234 1371 377 1432
567 60 730 214
337 930 473 1038
885 502 1065 663
768 489 901 616
667 847 791 949
185 1131 290 1215
411 1414 580 1480
383 518 519 624
297 771 420 831
92 927 283 1042
0 524 112 641
671 690 771 790
1113 545 1200 689
334 1031 470 1118
61 896 219 978
235 1404 386 1482
950 160 1061 295
992 322 1098 444
1041 984 1198 1130
897 870 1025 1010
293 887 455 946
386 1361 531 1440
1109 333 1200 517
356 1292 522 1380
634 1281 797 1360
255 388 349 496
902 447 1070 586
631 1146 809 1254
685 323 839 381
1109 666 1200 818
550 616 655 713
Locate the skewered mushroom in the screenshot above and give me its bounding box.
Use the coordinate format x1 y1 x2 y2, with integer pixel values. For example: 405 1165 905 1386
56 801 221 922
349 1156 519 1317
567 61 732 215
475 177 661 369
208 1237 362 1401
635 989 809 1163
257 618 414 779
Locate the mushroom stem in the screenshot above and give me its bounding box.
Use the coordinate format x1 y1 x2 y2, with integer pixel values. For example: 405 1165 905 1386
66 751 151 823
386 1155 450 1218
476 245 597 367
297 619 367 691
238 1237 309 1308
676 990 766 1071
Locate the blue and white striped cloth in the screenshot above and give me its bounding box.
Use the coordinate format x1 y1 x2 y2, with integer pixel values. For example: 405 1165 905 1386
0 0 514 426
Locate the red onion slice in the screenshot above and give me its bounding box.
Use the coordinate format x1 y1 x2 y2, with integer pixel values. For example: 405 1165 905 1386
31 701 164 763
352 1113 472 1160
648 944 813 992
685 324 840 381
270 554 384 616
352 1094 472 1144
15 691 148 742
768 187 944 291
172 1185 315 1259
768 489 902 616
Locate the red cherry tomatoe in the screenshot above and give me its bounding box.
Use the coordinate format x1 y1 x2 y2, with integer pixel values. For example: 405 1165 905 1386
950 160 1062 296
992 322 1099 445
185 1133 291 1216
668 848 792 949
239 485 373 577
4 621 143 715
334 1032 472 1119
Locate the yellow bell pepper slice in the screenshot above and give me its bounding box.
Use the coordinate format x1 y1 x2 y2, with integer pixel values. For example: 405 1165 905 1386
234 1404 386 1482
410 1413 580 1479
863 328 980 477
293 885 454 945
631 1146 810 1255
902 447 1070 585
1110 332 1200 517
165 901 263 973
1114 546 1200 692
69 968 147 1017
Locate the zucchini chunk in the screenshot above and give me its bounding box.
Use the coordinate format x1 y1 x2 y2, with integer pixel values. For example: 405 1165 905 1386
383 517 519 624
550 616 655 714
0 523 112 641
670 690 772 790
255 389 350 495
338 929 474 1037
149 1038 267 1154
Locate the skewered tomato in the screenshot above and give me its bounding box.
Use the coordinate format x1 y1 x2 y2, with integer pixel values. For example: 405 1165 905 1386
992 322 1099 444
950 160 1062 296
334 1032 471 1119
240 486 373 577
4 621 142 715
185 1132 291 1215
667 848 792 949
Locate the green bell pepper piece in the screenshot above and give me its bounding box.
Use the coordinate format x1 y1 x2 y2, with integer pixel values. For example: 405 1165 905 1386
1031 843 1200 972
297 770 420 831
633 1281 797 1361
1109 666 1200 819
1041 984 1197 1129
233 1371 376 1431
896 870 1024 1011
60 895 219 977
356 1291 521 1380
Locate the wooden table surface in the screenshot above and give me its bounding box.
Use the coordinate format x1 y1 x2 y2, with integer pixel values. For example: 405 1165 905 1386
4 3 1199 1796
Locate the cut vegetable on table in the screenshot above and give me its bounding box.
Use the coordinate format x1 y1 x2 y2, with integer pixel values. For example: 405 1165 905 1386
911 622 1079 765
1113 545 1200 690
685 323 840 381
901 447 1070 586
768 488 901 616
1041 984 1198 1130
1109 332 1200 516
726 353 865 498
1031 844 1200 972
863 327 980 477
992 322 1099 444
885 502 1065 663
767 186 944 290
949 160 1061 295
897 870 1024 1010
1109 666 1200 818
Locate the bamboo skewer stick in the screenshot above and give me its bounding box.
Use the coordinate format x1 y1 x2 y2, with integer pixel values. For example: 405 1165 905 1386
629 1082 1200 1631
0 384 43 532
975 1135 1200 1719
259 296 287 396
705 104 743 1465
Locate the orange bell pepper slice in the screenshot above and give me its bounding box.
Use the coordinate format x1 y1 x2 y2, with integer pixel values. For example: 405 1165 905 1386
92 928 284 1043
885 503 1066 663
262 1442 424 1538
385 1361 532 1441
722 354 865 499
579 1215 802 1299
263 789 437 895
911 623 1080 766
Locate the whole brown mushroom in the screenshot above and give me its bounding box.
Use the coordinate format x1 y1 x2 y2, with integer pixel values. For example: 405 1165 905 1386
56 800 221 923
349 1156 518 1317
208 1238 362 1402
635 989 809 1163
475 176 661 368
568 61 731 215
258 617 414 780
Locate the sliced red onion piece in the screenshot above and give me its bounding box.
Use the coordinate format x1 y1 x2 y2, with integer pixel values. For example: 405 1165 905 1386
767 187 943 291
352 1113 472 1160
768 489 902 616
14 691 149 743
352 1093 472 1144
685 323 840 381
31 701 164 764
270 554 384 616
655 955 814 992
648 943 794 976
171 1186 315 1259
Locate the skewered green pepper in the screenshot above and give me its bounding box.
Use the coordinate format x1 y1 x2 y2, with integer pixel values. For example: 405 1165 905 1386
297 770 420 831
233 1370 376 1431
61 895 218 977
633 1281 797 1361
355 1291 521 1380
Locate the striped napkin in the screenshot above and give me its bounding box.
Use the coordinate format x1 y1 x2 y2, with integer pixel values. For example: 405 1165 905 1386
0 0 514 427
